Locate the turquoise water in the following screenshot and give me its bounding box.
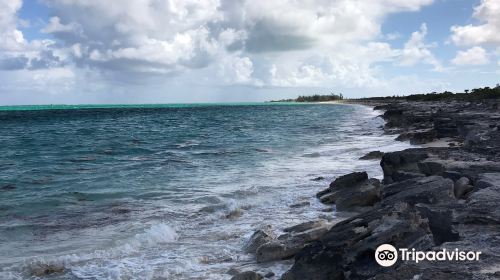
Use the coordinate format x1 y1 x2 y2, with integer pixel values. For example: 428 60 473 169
0 102 298 111
0 103 411 279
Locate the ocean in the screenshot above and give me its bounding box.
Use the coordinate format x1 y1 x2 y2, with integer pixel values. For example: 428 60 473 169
0 103 411 279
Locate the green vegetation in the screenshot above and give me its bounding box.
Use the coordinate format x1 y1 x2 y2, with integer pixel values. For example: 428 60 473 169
270 84 500 103
359 84 500 102
271 93 344 102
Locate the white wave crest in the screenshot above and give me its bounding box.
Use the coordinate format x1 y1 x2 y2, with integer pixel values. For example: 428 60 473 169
133 223 179 247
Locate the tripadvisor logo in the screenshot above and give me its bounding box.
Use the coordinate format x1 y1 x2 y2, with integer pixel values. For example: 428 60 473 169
375 244 482 267
375 244 398 267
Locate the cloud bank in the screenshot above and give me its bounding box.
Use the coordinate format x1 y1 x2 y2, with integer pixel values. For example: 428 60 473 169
0 0 499 104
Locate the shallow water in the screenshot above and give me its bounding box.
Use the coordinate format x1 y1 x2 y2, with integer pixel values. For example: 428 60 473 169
0 103 412 279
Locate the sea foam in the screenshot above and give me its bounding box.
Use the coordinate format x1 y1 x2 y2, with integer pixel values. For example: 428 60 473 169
133 223 179 247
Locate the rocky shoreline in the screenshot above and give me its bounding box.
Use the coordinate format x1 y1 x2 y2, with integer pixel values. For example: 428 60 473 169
233 98 500 280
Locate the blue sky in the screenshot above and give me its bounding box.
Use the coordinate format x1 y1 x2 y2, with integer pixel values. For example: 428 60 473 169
0 0 499 104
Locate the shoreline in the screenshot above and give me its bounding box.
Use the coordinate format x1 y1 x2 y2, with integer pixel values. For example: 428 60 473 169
235 98 500 279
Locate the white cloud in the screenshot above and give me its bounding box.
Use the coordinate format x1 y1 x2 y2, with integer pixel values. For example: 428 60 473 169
219 55 255 84
38 0 435 77
450 0 500 46
0 0 67 71
0 0 26 52
399 23 442 71
1 0 447 102
43 0 223 72
42 16 79 34
452 46 489 65
240 0 433 51
0 67 75 94
269 42 396 88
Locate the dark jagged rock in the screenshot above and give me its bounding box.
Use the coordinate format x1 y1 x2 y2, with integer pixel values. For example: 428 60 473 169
395 128 437 144
30 263 65 277
227 268 240 276
256 221 332 263
475 173 500 190
256 241 306 263
380 176 454 206
281 98 500 280
283 220 326 234
282 203 434 280
329 172 368 189
317 172 380 210
359 151 384 160
380 149 429 183
311 176 325 181
289 201 310 208
245 226 275 254
417 160 446 176
231 271 263 280
414 204 460 245
453 177 473 199
458 185 500 225
264 271 275 278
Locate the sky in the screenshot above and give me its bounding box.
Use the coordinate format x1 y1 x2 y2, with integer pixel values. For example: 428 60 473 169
0 0 499 105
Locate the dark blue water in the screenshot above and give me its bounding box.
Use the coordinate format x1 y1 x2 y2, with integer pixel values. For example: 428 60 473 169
0 103 410 279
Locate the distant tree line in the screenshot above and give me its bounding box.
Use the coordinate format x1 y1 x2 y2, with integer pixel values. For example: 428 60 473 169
271 93 344 102
269 84 500 103
359 84 500 102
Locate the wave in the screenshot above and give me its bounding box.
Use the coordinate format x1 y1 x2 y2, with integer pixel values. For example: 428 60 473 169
176 140 201 149
2 222 181 279
131 223 178 247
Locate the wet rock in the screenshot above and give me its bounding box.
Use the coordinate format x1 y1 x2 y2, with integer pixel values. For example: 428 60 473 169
226 208 243 219
311 176 325 181
227 268 240 276
317 172 380 210
264 271 275 278
199 204 227 213
256 241 305 263
30 263 65 277
231 271 263 280
289 201 310 208
245 227 275 254
292 225 330 243
316 172 368 202
257 220 332 263
329 171 367 189
359 151 384 160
